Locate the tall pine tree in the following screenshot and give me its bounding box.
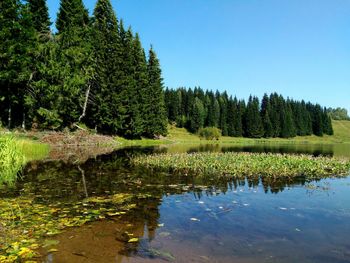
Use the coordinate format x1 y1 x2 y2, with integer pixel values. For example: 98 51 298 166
144 47 168 137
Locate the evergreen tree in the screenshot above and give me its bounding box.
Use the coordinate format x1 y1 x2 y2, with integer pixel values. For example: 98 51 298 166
190 97 205 133
322 107 333 135
0 0 36 128
227 97 235 137
144 46 168 137
280 100 296 138
56 0 89 34
244 96 264 138
52 0 92 128
27 0 51 34
309 104 324 136
269 93 281 137
219 92 228 136
90 0 123 134
261 94 273 137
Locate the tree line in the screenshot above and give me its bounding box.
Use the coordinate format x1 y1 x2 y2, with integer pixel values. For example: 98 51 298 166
165 88 333 138
0 0 167 138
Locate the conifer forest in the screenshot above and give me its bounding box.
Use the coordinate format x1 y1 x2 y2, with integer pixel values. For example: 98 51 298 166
0 0 333 138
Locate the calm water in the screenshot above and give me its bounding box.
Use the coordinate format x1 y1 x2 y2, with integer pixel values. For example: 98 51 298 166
4 144 350 262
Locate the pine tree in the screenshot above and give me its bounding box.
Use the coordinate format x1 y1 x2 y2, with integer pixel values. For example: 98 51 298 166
0 0 36 128
244 96 264 138
227 97 235 136
27 0 51 34
90 0 123 134
310 104 324 136
51 0 92 128
269 93 281 137
219 93 228 136
261 94 273 137
56 0 89 34
144 46 168 137
322 107 333 135
280 100 296 138
122 32 147 138
190 97 205 133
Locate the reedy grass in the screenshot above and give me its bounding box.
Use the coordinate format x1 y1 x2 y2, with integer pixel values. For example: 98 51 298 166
0 137 25 185
0 136 49 185
132 152 350 179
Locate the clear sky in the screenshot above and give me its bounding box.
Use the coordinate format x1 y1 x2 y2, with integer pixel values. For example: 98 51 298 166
47 0 350 112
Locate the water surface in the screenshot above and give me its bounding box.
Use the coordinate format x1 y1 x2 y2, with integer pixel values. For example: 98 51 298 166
3 144 350 262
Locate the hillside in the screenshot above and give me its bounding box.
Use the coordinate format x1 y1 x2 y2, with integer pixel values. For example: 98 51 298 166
166 120 350 144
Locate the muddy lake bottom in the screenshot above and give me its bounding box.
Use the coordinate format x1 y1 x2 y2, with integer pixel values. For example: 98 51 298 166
2 144 350 263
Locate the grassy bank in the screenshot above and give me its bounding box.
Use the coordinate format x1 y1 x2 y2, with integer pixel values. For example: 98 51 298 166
0 136 49 185
132 152 350 179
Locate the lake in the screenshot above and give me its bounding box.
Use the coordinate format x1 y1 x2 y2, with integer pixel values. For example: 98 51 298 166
2 143 350 262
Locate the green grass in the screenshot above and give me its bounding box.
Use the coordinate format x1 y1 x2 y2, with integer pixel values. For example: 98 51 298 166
115 136 172 147
0 135 49 185
132 152 350 180
17 138 50 162
165 120 350 145
0 137 25 185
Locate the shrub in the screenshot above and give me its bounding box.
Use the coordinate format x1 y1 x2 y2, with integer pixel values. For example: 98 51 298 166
198 127 221 140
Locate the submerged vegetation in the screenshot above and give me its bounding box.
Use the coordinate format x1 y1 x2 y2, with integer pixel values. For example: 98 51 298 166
0 193 140 262
132 152 350 179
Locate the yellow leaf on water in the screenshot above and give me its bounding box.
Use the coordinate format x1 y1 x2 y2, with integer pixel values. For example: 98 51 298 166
128 238 139 243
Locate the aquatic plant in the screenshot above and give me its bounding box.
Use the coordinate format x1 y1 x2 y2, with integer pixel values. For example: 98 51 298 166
0 137 25 186
0 193 139 262
132 152 350 179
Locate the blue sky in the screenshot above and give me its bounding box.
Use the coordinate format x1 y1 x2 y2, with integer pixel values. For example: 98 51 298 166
47 0 350 112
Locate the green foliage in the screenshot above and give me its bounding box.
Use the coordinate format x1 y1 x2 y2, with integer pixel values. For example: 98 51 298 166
190 97 205 133
56 0 89 34
0 0 36 128
0 136 25 185
143 47 168 137
132 152 350 179
164 89 333 139
37 108 63 130
198 127 221 140
27 0 51 34
244 96 264 138
328 107 350 121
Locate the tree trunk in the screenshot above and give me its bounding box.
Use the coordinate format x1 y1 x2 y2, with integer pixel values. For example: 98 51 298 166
78 83 91 123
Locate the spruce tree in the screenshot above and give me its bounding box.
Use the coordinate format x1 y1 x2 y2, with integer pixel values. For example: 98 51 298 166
0 0 36 128
219 93 228 136
244 96 264 138
125 31 151 137
190 97 205 133
269 93 281 137
280 100 296 138
27 0 51 34
56 0 89 34
261 94 273 137
51 0 92 128
144 46 168 137
90 0 123 134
